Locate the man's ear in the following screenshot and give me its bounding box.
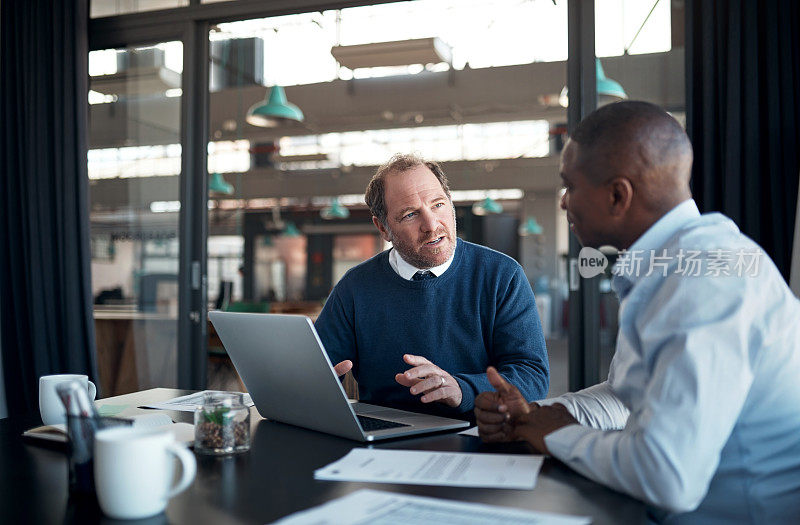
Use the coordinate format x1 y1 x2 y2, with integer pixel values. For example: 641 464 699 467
608 177 634 217
372 216 392 242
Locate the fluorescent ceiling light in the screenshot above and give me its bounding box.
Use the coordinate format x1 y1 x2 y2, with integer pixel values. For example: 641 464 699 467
90 66 181 96
151 201 181 213
273 153 330 163
451 189 523 202
331 37 452 69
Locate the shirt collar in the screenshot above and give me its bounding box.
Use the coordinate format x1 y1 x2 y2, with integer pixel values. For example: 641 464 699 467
611 199 700 298
389 241 457 281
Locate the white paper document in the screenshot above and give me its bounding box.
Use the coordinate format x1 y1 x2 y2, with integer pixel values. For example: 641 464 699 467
272 489 590 525
140 390 253 412
459 426 480 437
128 414 195 444
314 448 544 489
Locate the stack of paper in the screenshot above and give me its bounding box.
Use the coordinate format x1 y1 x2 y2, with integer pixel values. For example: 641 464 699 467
314 448 544 490
140 390 253 412
273 489 591 525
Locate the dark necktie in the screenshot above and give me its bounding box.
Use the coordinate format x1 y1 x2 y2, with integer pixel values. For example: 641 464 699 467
412 271 435 281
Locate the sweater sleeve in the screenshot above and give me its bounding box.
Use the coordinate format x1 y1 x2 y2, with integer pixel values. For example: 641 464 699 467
314 285 358 372
453 265 549 410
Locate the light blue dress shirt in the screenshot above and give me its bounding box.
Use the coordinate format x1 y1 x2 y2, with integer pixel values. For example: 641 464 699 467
541 199 800 523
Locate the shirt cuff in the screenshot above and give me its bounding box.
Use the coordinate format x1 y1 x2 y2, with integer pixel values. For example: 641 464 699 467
536 397 566 408
543 423 592 460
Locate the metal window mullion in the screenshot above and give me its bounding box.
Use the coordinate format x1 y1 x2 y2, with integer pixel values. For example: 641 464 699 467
567 0 600 392
177 20 210 390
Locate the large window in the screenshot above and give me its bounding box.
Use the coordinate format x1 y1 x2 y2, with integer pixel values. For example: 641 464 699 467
88 42 183 396
89 0 680 394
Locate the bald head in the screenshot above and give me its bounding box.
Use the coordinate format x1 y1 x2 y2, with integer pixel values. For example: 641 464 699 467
559 101 695 249
569 100 693 215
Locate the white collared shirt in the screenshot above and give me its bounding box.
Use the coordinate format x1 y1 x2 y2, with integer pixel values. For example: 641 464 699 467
388 245 455 280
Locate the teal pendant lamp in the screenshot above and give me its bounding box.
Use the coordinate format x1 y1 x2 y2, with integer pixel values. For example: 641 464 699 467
209 172 234 195
471 197 503 216
518 217 544 236
559 59 627 107
282 221 301 237
246 85 304 127
595 59 627 100
320 198 350 220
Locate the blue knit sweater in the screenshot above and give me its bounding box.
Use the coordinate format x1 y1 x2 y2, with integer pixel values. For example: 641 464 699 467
315 239 549 418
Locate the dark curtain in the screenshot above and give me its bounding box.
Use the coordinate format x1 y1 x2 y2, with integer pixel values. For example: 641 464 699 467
0 0 98 418
686 0 800 280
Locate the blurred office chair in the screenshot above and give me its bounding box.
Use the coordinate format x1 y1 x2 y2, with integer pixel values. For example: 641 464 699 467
138 274 178 313
215 281 233 311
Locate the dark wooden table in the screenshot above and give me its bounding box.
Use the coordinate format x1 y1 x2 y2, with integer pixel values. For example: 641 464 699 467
1 389 646 524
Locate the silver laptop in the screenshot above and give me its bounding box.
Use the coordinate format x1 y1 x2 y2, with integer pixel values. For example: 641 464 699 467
209 311 469 441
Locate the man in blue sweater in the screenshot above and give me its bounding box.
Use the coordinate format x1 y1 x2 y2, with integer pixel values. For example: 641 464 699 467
314 153 549 418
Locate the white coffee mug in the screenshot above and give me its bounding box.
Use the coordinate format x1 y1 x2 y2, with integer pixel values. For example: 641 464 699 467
39 374 97 426
94 426 196 520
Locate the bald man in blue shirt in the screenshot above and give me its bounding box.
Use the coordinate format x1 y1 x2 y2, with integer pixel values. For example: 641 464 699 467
475 101 800 523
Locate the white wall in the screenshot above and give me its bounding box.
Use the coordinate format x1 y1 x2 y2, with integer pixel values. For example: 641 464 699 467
91 240 137 297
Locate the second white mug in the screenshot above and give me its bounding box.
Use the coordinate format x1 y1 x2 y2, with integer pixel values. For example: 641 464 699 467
39 374 96 426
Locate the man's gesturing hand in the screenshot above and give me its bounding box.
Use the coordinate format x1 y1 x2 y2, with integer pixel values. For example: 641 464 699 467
333 360 353 377
475 367 579 453
395 354 463 408
474 366 534 443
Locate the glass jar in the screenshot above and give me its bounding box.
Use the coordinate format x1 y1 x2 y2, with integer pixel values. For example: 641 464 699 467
194 392 250 455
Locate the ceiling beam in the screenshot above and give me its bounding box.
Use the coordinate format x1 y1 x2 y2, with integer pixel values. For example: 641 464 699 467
89 49 684 149
90 0 402 50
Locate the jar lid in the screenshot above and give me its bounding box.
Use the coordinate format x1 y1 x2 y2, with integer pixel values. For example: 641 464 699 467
201 391 244 408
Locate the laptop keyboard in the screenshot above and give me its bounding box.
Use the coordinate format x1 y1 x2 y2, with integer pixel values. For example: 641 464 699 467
357 414 411 432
